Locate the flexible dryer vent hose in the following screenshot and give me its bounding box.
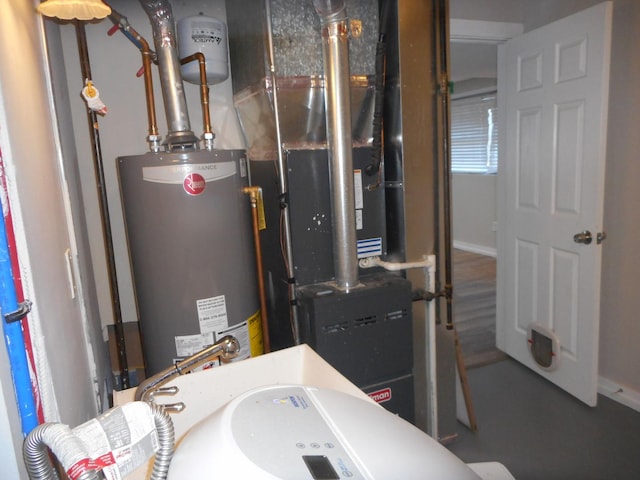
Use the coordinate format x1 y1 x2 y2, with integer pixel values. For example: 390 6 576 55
23 402 174 480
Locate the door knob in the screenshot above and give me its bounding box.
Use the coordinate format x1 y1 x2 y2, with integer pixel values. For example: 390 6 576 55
573 230 592 245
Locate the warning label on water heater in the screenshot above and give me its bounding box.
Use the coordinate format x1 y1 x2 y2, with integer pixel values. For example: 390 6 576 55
175 332 214 358
197 295 228 334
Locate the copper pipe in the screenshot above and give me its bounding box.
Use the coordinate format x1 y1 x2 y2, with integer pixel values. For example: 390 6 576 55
107 8 160 148
436 0 454 329
139 37 159 138
180 52 213 138
243 186 271 353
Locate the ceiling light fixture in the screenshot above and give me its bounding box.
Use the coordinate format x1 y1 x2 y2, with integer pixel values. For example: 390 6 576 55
36 0 111 21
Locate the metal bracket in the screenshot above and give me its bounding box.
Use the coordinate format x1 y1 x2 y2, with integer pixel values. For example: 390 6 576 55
4 300 32 324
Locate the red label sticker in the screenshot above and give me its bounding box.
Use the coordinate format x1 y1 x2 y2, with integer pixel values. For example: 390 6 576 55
67 457 98 480
368 387 392 404
184 173 206 195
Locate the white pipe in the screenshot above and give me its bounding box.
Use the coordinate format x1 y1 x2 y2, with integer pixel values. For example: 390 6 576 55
359 255 435 271
359 254 439 438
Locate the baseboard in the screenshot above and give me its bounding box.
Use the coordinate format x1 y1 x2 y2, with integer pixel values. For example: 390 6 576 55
598 376 640 413
453 241 497 258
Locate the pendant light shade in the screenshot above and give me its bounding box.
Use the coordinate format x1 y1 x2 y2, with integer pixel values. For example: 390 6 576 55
36 0 111 20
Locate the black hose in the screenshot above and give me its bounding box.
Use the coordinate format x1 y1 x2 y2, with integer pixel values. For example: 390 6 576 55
366 0 391 178
366 32 386 178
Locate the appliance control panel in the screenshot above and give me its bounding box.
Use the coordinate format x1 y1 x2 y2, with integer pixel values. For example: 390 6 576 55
231 386 366 479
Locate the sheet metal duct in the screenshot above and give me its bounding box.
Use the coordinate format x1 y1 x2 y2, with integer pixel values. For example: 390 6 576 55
312 0 359 290
138 0 198 149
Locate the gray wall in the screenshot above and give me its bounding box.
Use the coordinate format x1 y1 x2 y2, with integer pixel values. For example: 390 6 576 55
597 0 640 402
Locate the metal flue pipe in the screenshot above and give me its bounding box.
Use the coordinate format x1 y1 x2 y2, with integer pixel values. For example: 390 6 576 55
312 0 359 290
138 0 198 150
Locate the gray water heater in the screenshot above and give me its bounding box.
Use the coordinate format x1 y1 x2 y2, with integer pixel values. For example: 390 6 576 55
118 149 262 375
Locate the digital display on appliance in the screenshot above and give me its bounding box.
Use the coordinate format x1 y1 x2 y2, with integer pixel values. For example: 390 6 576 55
302 455 340 479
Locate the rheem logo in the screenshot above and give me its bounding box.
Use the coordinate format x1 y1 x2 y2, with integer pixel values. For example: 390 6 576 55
184 173 206 195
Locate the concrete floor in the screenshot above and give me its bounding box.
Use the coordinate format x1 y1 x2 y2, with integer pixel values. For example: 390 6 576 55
447 358 640 480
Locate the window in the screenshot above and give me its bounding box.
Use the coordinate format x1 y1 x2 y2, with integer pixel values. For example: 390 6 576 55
450 93 498 174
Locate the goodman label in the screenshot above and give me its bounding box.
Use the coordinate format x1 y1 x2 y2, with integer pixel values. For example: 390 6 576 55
368 387 392 404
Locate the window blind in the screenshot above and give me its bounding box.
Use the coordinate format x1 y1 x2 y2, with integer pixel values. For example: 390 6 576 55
450 93 498 174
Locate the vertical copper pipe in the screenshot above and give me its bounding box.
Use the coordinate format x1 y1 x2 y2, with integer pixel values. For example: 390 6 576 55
436 0 454 329
107 8 160 147
180 53 213 137
243 187 271 353
139 37 159 138
76 22 129 389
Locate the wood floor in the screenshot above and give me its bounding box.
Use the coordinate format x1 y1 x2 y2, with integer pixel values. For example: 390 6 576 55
452 249 507 369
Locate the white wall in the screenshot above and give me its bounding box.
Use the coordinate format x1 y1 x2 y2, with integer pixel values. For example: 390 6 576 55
450 0 524 23
452 174 497 256
60 0 243 332
521 0 603 31
0 0 109 476
449 53 498 256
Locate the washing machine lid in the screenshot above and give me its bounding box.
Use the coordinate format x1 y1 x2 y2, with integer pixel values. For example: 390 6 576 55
167 385 481 479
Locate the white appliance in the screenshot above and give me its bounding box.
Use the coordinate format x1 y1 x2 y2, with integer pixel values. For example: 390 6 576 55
167 384 484 479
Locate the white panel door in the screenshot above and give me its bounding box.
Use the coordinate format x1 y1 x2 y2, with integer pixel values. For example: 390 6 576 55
497 2 612 406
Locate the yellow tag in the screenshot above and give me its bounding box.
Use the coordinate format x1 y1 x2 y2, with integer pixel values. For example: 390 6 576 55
85 81 97 98
257 188 266 231
247 310 264 357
